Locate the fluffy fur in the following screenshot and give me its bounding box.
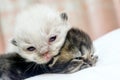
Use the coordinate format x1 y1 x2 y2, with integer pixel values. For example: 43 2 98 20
9 5 71 64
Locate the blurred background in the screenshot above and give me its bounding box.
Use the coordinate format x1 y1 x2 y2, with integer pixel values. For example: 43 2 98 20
0 0 120 53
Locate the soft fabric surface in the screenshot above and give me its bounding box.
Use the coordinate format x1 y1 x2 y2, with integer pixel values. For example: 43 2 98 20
26 28 120 80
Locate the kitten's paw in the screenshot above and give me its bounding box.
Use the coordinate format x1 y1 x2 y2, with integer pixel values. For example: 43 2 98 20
80 62 91 70
91 55 98 66
62 59 84 73
69 59 84 68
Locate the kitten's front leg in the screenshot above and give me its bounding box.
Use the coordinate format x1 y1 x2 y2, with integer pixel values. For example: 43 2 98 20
61 59 89 73
89 55 98 66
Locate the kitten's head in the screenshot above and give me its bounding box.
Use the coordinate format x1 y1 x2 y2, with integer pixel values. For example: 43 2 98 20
11 5 71 64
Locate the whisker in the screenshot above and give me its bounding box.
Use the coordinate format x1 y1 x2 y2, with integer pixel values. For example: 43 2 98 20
39 65 45 73
36 64 39 73
41 64 49 73
24 63 35 74
32 63 38 73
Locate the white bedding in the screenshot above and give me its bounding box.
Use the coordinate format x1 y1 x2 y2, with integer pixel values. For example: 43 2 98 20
26 28 120 80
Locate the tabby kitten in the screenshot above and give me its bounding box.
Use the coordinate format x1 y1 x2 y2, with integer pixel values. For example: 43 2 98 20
48 28 98 73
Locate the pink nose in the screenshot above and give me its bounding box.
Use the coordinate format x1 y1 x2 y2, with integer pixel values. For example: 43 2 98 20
43 51 49 55
42 51 51 60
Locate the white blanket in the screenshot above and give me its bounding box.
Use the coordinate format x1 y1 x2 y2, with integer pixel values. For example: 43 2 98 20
26 28 120 80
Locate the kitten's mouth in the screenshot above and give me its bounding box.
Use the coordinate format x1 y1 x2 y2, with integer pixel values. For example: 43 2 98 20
42 51 52 62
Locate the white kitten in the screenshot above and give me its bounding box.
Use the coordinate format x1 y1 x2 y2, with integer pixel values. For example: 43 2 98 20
8 5 71 64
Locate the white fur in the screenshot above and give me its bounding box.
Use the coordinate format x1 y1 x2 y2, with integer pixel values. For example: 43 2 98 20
8 5 71 64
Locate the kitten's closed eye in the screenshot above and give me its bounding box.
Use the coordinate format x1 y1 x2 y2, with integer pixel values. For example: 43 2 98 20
49 35 57 42
27 46 36 51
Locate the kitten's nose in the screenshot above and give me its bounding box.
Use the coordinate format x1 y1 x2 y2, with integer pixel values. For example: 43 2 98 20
40 50 49 55
42 51 51 60
42 51 49 55
40 46 49 54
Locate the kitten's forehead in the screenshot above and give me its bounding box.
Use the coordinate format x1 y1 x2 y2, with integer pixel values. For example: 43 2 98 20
15 5 62 29
14 5 64 36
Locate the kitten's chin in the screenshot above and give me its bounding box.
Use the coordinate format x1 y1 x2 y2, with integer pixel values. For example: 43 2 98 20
35 54 53 64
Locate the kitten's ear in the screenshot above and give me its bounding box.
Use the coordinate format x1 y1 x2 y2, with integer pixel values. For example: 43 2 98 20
60 12 68 21
11 39 17 46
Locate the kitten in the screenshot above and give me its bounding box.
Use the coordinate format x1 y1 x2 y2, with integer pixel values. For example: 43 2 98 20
8 5 71 64
48 28 98 73
0 5 71 80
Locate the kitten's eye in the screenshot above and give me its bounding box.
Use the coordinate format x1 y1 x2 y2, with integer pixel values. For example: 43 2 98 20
49 35 57 42
27 46 36 51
